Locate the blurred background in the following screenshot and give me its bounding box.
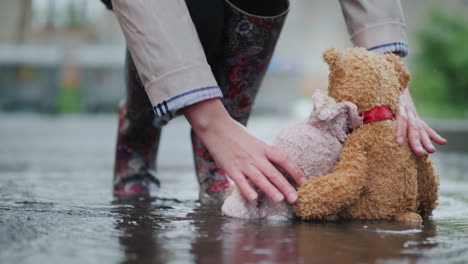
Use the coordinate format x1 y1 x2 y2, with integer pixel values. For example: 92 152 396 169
0 0 467 118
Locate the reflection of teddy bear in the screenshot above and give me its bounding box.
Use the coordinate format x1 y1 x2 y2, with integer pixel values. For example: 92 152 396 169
295 220 438 263
221 91 362 219
294 48 439 222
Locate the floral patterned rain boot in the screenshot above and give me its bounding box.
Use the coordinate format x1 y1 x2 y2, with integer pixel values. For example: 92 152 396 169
113 50 162 198
192 0 289 205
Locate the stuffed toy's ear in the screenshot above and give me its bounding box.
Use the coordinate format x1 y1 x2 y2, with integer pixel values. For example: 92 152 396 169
327 101 363 142
323 48 340 67
309 91 362 141
337 101 363 130
309 91 362 128
386 53 410 92
309 90 339 122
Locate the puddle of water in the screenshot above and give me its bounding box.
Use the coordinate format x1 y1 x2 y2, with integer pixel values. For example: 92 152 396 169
1 115 468 264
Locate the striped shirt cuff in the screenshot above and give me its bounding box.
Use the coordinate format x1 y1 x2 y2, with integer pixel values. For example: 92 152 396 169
368 42 408 57
152 86 223 121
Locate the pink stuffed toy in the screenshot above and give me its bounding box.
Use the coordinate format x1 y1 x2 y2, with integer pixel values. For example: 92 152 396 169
221 91 362 219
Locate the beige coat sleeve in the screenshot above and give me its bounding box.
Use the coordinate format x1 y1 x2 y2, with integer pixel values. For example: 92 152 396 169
339 0 407 49
111 0 219 109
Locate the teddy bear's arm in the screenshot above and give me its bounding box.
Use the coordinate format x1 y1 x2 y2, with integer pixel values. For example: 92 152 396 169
415 155 439 217
293 132 368 220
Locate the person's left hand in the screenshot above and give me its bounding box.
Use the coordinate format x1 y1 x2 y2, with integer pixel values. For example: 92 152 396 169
396 89 447 155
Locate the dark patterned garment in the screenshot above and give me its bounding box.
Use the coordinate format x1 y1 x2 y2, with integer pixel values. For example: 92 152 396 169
191 1 289 204
110 0 289 204
113 50 161 197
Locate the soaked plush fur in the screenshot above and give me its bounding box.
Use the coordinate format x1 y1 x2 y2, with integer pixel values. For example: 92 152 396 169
293 48 439 221
221 91 362 219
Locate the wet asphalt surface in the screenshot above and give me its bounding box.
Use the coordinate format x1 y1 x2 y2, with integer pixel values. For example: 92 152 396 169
1 114 467 264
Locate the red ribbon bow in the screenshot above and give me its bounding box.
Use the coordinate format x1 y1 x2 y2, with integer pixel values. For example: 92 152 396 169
359 106 394 124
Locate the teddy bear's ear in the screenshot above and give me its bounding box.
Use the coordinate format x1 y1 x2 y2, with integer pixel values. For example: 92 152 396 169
322 48 340 67
386 53 410 91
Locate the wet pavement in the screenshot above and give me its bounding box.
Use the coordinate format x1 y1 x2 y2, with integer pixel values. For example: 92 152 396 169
1 114 468 264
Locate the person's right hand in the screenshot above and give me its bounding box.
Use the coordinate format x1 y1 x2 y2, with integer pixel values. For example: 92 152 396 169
184 98 307 204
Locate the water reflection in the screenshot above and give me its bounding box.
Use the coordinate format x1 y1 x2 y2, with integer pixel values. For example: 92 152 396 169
112 198 169 264
190 208 299 264
113 199 439 264
294 220 437 263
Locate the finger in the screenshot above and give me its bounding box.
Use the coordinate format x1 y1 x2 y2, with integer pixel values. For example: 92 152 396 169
423 123 447 145
230 171 258 201
259 162 297 204
246 166 284 203
407 112 425 156
418 122 435 153
395 106 408 145
265 146 306 186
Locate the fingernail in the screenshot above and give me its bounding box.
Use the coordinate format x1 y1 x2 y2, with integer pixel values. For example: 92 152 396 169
397 136 404 145
275 193 284 203
299 177 307 185
288 193 298 203
250 193 258 201
416 147 425 155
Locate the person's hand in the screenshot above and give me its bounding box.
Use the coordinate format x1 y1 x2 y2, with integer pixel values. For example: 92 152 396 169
184 99 307 204
396 89 447 155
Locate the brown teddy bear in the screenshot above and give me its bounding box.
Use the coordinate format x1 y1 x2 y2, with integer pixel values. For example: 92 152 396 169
293 47 439 222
